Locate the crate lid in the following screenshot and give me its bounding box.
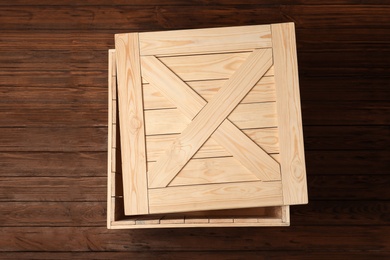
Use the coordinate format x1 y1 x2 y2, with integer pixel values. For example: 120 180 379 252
114 23 308 216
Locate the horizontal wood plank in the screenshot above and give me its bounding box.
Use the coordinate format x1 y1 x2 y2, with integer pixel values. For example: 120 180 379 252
0 152 106 177
148 181 283 214
139 24 271 56
166 157 259 186
1 226 389 251
144 103 277 135
1 251 389 260
145 128 279 161
1 6 390 30
159 52 274 81
0 202 105 227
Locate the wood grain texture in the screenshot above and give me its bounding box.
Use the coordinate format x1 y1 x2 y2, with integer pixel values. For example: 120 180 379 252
145 128 279 161
115 33 148 215
158 52 274 81
141 54 280 184
272 23 308 205
147 49 274 188
148 181 283 214
1 226 390 251
166 157 259 186
139 24 272 56
2 0 390 258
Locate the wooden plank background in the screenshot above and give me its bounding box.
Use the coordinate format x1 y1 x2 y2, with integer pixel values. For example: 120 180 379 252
0 1 389 258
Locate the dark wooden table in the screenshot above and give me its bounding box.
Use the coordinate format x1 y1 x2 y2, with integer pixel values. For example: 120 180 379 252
1 1 389 259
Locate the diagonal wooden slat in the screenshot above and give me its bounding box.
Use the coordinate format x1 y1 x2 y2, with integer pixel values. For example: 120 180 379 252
115 33 148 215
141 54 281 186
146 49 275 188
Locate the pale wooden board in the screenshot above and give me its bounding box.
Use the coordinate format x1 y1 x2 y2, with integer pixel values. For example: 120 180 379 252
144 103 277 135
148 181 283 214
144 108 191 135
139 24 272 56
228 102 278 129
142 55 279 183
159 52 274 81
147 49 274 188
142 76 276 110
160 215 185 224
107 50 114 228
164 156 259 186
145 128 279 162
146 134 230 162
272 23 308 205
115 33 149 215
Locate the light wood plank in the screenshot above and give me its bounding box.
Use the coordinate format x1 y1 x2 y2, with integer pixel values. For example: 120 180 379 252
189 76 276 103
142 76 276 110
272 23 308 205
107 50 114 228
115 33 149 215
159 52 274 81
233 218 259 223
147 49 274 188
146 128 279 161
144 103 277 135
160 215 185 224
139 24 272 56
144 109 191 135
209 218 234 223
228 102 277 129
148 181 283 214
168 157 259 186
146 134 230 161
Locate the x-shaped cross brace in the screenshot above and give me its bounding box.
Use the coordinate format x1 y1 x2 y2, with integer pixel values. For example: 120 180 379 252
143 49 281 188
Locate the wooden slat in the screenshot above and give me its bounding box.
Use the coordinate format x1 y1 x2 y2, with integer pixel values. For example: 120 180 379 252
142 76 276 110
144 108 191 135
159 52 274 81
107 50 114 228
2 251 390 260
228 102 277 129
146 134 230 161
272 23 308 205
114 33 148 215
2 225 390 250
147 49 275 188
139 24 272 56
145 128 279 161
144 103 277 135
148 181 283 214
166 157 259 186
0 202 106 227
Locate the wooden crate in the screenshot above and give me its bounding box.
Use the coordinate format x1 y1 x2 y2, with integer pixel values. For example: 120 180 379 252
107 49 290 228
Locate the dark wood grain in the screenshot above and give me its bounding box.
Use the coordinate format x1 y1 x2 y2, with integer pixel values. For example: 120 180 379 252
1 200 388 227
1 251 389 260
0 128 107 152
0 202 105 227
1 226 389 251
305 151 390 175
1 1 389 258
1 152 106 177
0 177 106 201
